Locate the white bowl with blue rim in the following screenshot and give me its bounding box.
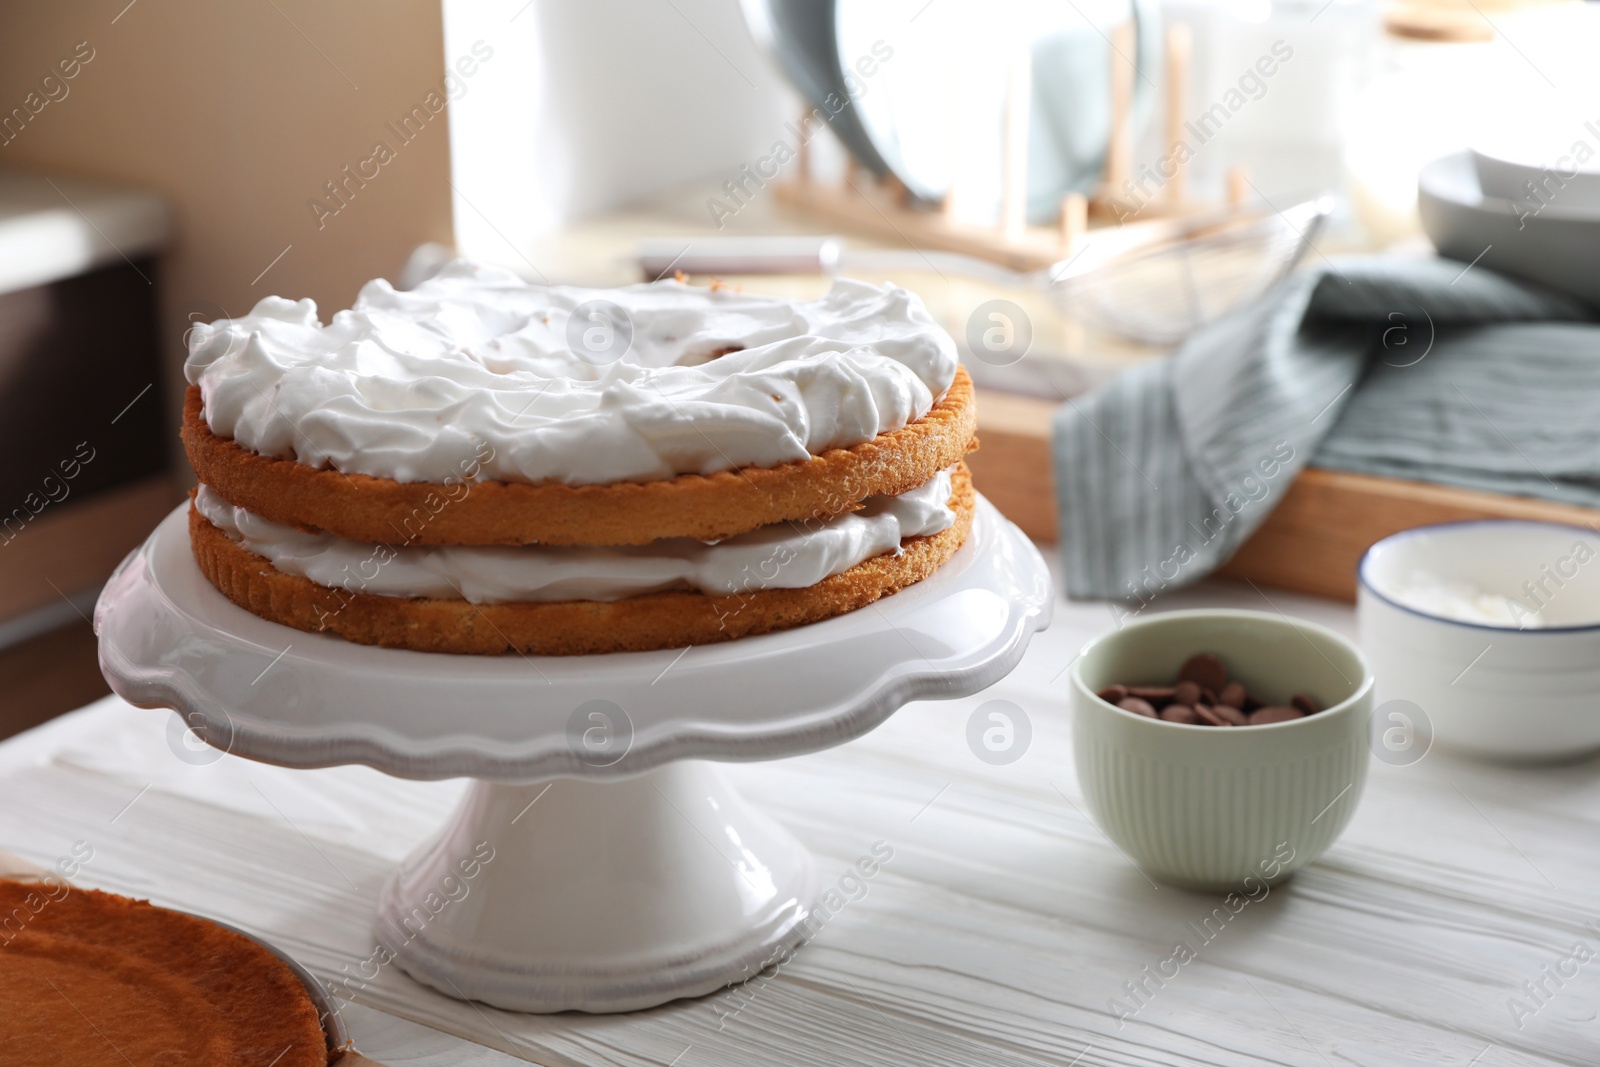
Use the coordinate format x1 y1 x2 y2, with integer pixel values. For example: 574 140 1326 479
1357 519 1600 762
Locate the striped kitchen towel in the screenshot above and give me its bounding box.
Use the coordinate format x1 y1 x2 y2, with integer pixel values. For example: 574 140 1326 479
1052 256 1593 601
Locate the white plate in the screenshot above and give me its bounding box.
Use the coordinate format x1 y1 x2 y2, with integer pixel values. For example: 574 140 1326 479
1471 135 1600 216
1418 150 1600 308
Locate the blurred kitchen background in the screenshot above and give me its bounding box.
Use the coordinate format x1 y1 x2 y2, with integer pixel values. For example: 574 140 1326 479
2 0 1596 733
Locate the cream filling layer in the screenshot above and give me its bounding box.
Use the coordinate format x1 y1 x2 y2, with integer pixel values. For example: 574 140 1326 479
185 260 958 486
195 470 956 604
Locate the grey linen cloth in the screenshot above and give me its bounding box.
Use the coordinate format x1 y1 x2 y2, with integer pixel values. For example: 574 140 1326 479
1051 256 1594 601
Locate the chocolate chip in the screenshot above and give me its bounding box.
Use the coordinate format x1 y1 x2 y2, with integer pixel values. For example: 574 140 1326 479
1250 706 1304 725
1096 684 1129 705
1102 653 1321 729
1203 703 1247 726
1178 653 1228 693
1217 703 1249 726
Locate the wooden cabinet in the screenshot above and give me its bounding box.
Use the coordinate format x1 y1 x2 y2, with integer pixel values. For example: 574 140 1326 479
0 172 180 644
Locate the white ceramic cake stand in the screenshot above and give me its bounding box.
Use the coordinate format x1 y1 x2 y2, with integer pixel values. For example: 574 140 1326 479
95 497 1052 1013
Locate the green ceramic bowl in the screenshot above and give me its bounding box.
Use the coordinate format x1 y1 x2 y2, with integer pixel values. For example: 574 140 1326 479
1070 609 1374 891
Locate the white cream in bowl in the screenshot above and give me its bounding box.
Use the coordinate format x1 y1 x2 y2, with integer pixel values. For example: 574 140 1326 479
1357 520 1600 761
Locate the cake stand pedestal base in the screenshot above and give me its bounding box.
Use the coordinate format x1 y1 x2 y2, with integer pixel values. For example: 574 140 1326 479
375 762 817 1013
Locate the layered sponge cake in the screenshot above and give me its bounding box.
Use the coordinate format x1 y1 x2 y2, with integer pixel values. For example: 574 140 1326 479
182 262 977 655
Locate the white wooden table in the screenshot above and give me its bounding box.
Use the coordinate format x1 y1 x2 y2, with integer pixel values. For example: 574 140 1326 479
2 575 1596 1066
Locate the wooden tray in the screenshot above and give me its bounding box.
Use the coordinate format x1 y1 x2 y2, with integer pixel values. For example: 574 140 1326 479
966 387 1600 602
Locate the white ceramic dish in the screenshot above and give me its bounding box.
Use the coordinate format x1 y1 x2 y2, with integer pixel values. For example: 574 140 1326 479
1358 520 1600 762
1070 609 1373 891
1417 150 1600 308
1471 141 1600 216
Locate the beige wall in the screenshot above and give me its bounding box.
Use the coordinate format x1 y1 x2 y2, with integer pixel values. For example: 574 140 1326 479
0 0 455 441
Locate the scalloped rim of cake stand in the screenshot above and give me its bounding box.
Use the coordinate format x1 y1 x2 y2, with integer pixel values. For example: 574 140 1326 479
96 497 1053 782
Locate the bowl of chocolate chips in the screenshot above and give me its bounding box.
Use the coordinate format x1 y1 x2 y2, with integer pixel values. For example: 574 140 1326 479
1070 609 1374 890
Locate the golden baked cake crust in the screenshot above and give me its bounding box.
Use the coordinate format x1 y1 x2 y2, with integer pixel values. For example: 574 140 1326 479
0 879 327 1066
188 464 977 656
182 367 977 547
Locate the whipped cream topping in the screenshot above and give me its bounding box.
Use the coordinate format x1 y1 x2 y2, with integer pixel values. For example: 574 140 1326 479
194 470 956 604
185 261 958 486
